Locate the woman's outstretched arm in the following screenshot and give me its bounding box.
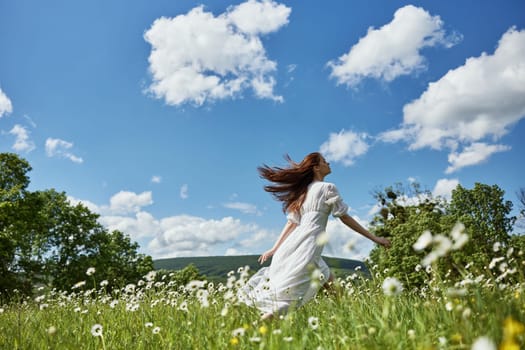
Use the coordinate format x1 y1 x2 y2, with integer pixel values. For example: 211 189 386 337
339 214 391 248
258 220 298 264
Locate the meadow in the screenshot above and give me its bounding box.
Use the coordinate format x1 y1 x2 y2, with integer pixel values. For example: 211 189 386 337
1 251 524 350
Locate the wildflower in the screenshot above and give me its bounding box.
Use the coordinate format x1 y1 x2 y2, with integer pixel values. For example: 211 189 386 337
221 306 228 317
272 329 282 335
382 277 403 296
462 308 472 319
433 234 452 257
124 284 136 293
249 337 261 343
232 328 246 337
91 324 103 337
178 301 188 312
152 326 161 334
100 280 109 287
316 231 329 246
259 325 268 335
144 271 156 282
283 337 293 342
72 281 86 289
415 264 422 272
0 308 4 314
413 230 433 251
451 333 462 342
470 336 496 350
86 267 96 276
145 322 153 328
450 222 468 250
368 327 376 335
489 257 505 269
109 300 118 308
503 316 525 339
308 316 319 330
40 303 49 310
407 329 416 340
230 337 239 346
47 326 57 335
445 302 454 311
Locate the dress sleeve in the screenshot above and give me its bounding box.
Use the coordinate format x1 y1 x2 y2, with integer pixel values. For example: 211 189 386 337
325 183 349 217
286 211 301 224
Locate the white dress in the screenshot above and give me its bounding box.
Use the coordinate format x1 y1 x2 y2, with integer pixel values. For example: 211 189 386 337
238 181 349 315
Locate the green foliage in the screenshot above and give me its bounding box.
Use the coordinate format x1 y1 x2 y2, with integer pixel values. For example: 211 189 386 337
0 153 153 300
156 264 206 288
368 182 518 289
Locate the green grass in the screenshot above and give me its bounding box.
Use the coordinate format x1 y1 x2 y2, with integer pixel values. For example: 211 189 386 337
1 262 523 350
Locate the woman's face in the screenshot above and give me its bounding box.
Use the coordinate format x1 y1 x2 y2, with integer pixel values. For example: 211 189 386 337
317 157 331 176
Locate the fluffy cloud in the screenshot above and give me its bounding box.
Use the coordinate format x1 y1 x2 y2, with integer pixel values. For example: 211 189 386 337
0 87 13 117
69 191 270 259
144 0 290 106
9 124 35 153
432 178 459 200
379 27 525 173
223 201 262 216
327 5 459 87
151 175 162 184
320 129 369 166
45 138 83 163
108 191 153 215
446 143 511 174
148 215 263 258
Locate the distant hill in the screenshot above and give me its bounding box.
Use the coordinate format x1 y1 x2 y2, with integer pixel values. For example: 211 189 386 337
154 255 369 283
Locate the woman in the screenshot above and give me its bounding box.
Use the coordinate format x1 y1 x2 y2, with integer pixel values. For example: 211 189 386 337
238 152 391 320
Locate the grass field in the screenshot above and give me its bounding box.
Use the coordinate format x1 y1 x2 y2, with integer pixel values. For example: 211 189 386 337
1 255 523 350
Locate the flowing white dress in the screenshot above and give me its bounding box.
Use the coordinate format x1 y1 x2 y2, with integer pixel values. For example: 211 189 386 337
238 181 349 315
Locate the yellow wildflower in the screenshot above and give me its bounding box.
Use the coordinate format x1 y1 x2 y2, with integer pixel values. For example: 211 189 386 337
230 337 239 346
451 333 462 343
503 316 525 339
259 325 268 335
499 338 520 350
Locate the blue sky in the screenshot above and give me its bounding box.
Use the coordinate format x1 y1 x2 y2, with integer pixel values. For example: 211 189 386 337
1 0 524 260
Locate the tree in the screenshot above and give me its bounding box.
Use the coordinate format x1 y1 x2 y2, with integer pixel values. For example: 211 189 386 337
0 153 154 299
368 182 448 288
368 182 517 289
0 153 33 295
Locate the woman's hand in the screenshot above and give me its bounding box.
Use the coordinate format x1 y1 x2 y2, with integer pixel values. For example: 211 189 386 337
258 249 275 264
375 236 391 248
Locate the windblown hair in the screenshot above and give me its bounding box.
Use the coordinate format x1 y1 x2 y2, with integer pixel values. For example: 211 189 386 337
258 152 322 214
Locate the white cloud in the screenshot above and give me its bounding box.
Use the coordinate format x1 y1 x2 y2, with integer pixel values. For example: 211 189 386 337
148 215 262 258
323 217 375 260
320 129 369 166
9 124 35 152
151 175 162 184
45 138 83 163
180 184 189 199
223 201 262 215
108 191 153 215
100 211 160 239
378 27 525 173
446 143 511 174
327 5 459 87
144 0 290 106
70 190 270 259
432 178 459 200
0 87 13 117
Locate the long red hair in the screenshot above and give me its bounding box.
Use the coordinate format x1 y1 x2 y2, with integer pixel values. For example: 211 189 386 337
258 152 322 214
